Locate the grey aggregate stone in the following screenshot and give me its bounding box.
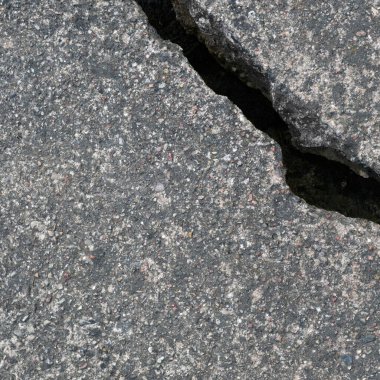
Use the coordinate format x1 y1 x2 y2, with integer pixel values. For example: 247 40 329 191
0 1 379 379
172 0 380 179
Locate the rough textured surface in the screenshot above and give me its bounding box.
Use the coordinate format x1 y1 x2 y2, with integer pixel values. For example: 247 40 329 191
0 1 379 379
172 0 380 179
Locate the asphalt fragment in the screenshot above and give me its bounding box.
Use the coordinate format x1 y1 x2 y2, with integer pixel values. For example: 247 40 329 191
136 0 380 224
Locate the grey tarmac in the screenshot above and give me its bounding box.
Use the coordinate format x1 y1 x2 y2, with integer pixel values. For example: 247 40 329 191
173 0 380 179
0 1 379 379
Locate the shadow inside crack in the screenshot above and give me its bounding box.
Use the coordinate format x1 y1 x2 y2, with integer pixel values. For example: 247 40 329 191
136 0 380 225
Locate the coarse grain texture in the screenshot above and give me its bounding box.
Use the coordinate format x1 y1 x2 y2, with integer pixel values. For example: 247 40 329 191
172 0 380 180
0 1 379 379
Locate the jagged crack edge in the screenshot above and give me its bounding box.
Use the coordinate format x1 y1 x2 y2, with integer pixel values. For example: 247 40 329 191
135 0 380 225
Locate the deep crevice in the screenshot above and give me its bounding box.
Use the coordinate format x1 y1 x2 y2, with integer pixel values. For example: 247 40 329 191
136 0 380 225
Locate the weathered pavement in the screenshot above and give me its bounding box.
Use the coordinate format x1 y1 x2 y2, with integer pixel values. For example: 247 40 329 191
0 1 379 379
173 0 380 180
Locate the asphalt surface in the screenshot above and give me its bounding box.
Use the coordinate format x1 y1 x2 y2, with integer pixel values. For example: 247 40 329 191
0 1 379 379
173 0 380 180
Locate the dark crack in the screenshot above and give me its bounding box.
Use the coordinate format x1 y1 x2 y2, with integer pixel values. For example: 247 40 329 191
136 0 380 225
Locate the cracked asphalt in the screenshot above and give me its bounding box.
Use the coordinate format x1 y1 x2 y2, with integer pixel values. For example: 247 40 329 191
0 1 379 379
